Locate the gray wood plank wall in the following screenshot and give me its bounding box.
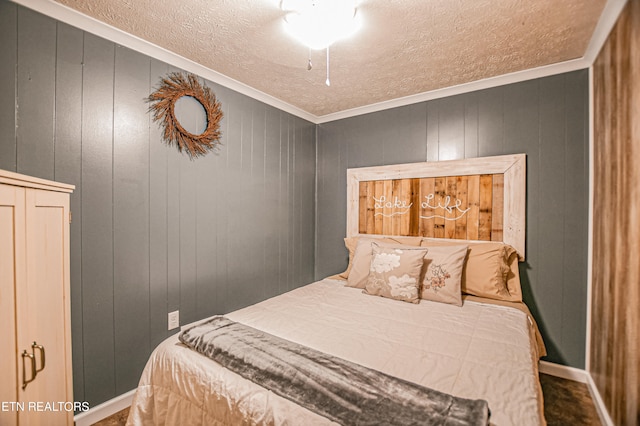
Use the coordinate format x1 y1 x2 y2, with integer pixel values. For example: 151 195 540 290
0 1 316 407
0 0 590 407
316 71 590 369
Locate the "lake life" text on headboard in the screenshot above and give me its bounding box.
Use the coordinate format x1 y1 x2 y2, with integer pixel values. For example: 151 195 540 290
358 174 504 240
372 194 471 221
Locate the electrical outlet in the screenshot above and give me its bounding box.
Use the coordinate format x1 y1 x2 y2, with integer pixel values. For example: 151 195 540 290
168 310 180 330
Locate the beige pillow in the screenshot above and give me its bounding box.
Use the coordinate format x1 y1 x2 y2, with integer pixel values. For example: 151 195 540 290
363 243 429 304
420 239 522 302
329 237 359 281
344 236 422 287
420 245 468 306
504 249 523 301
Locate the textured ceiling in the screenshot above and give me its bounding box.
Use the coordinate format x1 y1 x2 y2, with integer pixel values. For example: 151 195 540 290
54 0 607 117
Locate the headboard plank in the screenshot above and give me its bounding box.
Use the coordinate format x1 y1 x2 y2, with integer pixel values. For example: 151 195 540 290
491 174 505 241
454 176 468 240
478 174 493 240
347 154 526 260
419 178 435 237
433 177 446 237
466 174 480 240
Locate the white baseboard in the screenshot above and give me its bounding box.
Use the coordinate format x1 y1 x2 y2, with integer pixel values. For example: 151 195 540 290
538 361 614 426
585 373 615 426
73 389 136 426
538 360 588 383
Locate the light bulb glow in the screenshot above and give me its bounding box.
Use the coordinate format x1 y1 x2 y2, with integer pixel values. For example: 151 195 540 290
281 0 361 50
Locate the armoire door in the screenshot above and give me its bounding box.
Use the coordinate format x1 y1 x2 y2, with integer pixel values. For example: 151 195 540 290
0 183 24 426
16 188 73 426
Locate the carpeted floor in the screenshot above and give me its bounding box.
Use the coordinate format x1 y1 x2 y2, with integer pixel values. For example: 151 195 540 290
91 373 602 425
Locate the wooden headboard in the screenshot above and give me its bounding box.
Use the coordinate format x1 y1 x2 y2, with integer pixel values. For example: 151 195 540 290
347 154 526 260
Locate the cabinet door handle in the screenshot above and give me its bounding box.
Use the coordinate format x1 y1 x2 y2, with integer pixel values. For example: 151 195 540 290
32 342 45 373
21 350 37 390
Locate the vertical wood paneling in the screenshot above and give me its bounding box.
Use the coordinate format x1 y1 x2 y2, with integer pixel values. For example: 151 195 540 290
0 3 316 407
289 117 297 289
194 83 222 319
148 59 170 349
301 119 316 283
166 107 182 324
0 1 17 171
264 106 282 298
478 89 504 157
316 70 589 371
213 88 231 313
381 104 428 165
53 22 84 400
426 104 439 162
250 103 267 299
16 9 56 179
502 79 540 306
248 98 265 298
221 92 240 311
194 151 218 318
345 115 384 169
113 46 151 394
279 113 290 292
178 149 197 324
592 1 640 424
80 33 116 405
314 125 341 280
464 93 479 158
438 98 465 161
537 75 567 364
227 94 256 310
561 71 589 373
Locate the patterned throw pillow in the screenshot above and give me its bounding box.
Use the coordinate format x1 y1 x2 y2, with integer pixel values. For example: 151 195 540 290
363 243 429 304
345 237 423 288
420 239 521 302
420 244 468 306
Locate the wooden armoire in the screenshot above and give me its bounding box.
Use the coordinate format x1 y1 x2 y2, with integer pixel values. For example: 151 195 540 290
0 169 74 425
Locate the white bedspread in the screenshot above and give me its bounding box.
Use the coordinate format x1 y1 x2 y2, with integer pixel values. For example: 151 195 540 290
127 279 545 426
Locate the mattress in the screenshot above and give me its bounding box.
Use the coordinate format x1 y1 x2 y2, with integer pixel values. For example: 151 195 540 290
127 278 545 425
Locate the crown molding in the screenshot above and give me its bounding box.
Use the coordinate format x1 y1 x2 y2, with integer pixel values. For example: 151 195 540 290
314 58 590 123
10 0 319 123
11 0 627 125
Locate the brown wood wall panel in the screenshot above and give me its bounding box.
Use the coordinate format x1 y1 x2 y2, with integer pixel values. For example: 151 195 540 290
358 174 503 241
591 1 640 424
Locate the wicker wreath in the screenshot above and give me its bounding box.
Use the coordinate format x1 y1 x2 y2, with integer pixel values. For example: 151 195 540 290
148 72 223 159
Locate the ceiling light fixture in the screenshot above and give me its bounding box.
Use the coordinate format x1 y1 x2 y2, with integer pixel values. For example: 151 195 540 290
280 0 361 86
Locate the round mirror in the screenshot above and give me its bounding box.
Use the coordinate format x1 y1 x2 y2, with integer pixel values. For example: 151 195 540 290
174 96 207 136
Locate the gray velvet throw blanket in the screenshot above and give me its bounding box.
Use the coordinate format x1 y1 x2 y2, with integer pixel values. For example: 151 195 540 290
179 316 490 426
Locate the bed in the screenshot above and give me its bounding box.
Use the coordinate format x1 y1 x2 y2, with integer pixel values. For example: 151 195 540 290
127 154 547 425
